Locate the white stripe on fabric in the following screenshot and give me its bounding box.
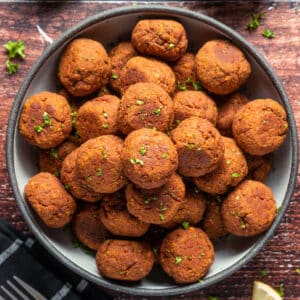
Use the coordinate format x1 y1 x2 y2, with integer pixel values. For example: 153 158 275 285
75 279 89 293
0 239 22 265
51 282 72 300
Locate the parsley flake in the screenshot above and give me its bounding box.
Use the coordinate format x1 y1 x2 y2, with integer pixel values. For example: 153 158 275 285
152 107 162 116
192 81 202 91
34 125 43 133
101 149 107 160
136 100 145 106
262 29 275 39
130 157 144 166
102 123 109 129
111 73 118 79
240 220 247 229
261 269 268 277
168 43 175 49
231 172 240 178
247 12 264 31
182 221 190 230
43 112 51 126
161 152 168 159
50 148 58 158
159 213 165 221
6 59 19 75
139 146 147 156
4 40 26 59
96 168 102 176
175 256 182 265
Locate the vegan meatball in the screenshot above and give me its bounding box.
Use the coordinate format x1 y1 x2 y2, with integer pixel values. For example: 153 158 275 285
118 82 174 134
221 180 277 237
132 19 188 61
173 91 218 126
126 173 185 224
232 99 288 155
119 56 176 95
171 117 224 177
194 137 248 195
216 93 250 136
38 140 77 176
160 189 206 229
72 204 109 250
24 172 76 228
96 240 154 281
76 95 120 141
19 91 72 149
246 155 272 182
76 135 127 194
108 42 137 92
122 128 178 189
58 38 111 97
159 227 214 284
195 39 251 95
60 149 103 202
99 192 150 237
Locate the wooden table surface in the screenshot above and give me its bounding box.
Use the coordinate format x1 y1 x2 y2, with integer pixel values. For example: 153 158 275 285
0 1 299 299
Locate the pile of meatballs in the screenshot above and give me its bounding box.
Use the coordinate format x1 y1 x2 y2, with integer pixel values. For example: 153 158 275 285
20 19 288 284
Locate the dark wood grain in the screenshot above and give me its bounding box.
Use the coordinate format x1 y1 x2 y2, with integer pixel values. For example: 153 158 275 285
0 1 299 299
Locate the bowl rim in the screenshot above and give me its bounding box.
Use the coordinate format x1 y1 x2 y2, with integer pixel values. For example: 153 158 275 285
6 5 299 296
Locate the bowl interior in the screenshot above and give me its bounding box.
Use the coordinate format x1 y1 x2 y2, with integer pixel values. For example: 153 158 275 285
9 8 296 296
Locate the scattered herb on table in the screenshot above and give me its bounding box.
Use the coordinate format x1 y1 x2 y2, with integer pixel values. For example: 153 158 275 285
262 29 275 39
4 40 26 75
261 269 268 277
247 12 264 31
6 60 19 75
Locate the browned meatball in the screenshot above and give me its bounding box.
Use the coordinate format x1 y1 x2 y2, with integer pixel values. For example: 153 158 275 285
76 95 120 141
221 180 276 237
173 91 218 126
131 19 188 62
171 117 224 177
58 38 111 97
72 204 109 250
160 190 206 229
76 135 127 193
159 227 214 284
19 91 72 149
195 39 251 95
126 173 185 224
216 93 250 136
24 172 76 228
38 140 77 176
96 240 154 281
203 199 228 240
108 42 137 92
232 99 288 155
99 192 150 237
118 82 174 134
60 149 103 202
172 53 200 91
122 128 178 189
119 56 176 95
194 137 248 195
246 155 272 182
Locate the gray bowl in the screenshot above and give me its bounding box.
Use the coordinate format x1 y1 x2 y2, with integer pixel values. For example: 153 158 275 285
6 6 298 296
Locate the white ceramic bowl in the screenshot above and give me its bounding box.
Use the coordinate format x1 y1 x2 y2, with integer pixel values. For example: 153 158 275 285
6 6 298 296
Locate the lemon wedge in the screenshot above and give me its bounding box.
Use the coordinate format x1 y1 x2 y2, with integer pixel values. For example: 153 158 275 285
252 281 282 300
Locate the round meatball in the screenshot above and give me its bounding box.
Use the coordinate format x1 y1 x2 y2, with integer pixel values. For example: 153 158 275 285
99 192 150 237
203 199 228 240
160 190 206 229
126 173 185 224
221 180 276 237
159 227 214 284
119 56 176 95
132 19 188 61
24 172 76 228
108 42 137 92
171 117 224 177
246 155 272 182
76 95 120 141
195 39 251 95
232 99 288 155
38 140 77 176
173 91 218 126
172 53 199 91
60 149 103 202
194 137 248 195
76 135 127 194
96 240 154 281
122 128 178 189
58 38 111 97
72 204 109 250
217 93 249 136
118 82 174 134
19 91 72 149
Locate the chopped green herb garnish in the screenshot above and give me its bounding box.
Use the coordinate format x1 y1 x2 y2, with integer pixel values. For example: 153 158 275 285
187 143 195 150
226 159 231 165
161 152 168 159
129 157 144 166
261 269 268 277
53 171 59 177
160 206 168 212
175 256 182 265
102 112 108 119
159 213 165 221
6 59 19 75
182 221 190 230
71 110 77 126
277 283 284 297
152 247 158 256
175 119 181 125
64 184 70 191
96 168 102 176
192 81 202 91
102 123 109 129
43 112 52 126
50 148 58 158
247 12 264 31
185 77 192 83
240 220 246 229
136 99 145 106
101 149 107 160
216 195 223 203
168 43 175 49
152 107 162 116
4 40 26 59
295 268 300 274
198 279 203 283
262 29 275 39
231 172 240 178
34 125 43 133
87 176 93 181
177 81 187 91
111 73 118 79
152 126 157 131
168 189 176 199
139 146 147 156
